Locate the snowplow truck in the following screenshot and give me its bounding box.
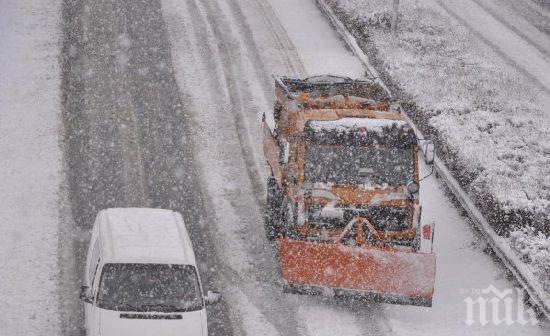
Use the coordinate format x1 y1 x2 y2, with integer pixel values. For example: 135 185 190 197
263 75 436 307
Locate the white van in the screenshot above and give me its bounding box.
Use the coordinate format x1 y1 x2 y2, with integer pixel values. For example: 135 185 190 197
80 208 220 336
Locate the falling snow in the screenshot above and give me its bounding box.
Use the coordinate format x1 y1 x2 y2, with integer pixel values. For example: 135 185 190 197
1 0 549 335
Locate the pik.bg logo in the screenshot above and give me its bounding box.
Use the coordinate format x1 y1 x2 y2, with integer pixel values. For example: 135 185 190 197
462 285 538 326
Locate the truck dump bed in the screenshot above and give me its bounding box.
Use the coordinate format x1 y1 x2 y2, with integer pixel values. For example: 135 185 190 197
276 75 391 102
271 75 404 136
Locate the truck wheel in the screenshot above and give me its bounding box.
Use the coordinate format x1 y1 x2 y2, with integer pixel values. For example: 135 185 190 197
265 176 282 240
282 283 298 294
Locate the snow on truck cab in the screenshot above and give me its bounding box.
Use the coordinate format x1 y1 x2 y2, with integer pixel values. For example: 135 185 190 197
263 75 436 306
80 208 221 336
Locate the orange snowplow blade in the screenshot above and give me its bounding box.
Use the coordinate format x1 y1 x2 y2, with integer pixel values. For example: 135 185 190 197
278 238 436 306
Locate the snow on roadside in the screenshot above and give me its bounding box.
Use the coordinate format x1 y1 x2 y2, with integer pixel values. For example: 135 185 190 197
325 0 550 233
509 227 550 292
0 0 62 334
383 161 548 335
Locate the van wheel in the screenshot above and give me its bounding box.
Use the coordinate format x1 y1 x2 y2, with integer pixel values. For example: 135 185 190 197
265 176 282 240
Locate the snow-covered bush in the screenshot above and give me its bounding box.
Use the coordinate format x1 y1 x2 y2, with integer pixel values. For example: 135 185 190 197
357 11 392 29
509 227 550 290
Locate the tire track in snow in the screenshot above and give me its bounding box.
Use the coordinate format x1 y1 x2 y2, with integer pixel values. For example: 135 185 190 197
200 0 267 209
223 0 307 105
223 0 302 109
246 0 307 78
164 0 308 334
470 0 550 59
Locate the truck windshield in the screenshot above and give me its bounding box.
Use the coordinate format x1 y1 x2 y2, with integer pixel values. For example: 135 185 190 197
304 145 414 186
96 263 203 312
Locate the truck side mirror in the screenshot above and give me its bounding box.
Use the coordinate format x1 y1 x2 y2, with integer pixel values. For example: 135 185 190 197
278 140 290 165
423 140 435 165
406 180 420 197
204 290 222 306
79 285 93 304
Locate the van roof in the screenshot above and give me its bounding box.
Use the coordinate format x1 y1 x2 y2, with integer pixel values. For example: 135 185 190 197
97 208 196 265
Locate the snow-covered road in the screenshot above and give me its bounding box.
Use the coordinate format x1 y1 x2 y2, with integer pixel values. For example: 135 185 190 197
0 1 62 335
161 0 548 334
9 0 542 334
3 0 550 334
435 0 550 96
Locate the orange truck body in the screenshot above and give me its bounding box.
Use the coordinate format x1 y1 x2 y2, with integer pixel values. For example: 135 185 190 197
263 76 436 306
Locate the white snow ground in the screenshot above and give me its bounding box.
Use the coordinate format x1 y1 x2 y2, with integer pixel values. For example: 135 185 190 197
0 0 62 335
266 0 364 78
386 160 545 335
509 226 550 291
163 0 548 334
